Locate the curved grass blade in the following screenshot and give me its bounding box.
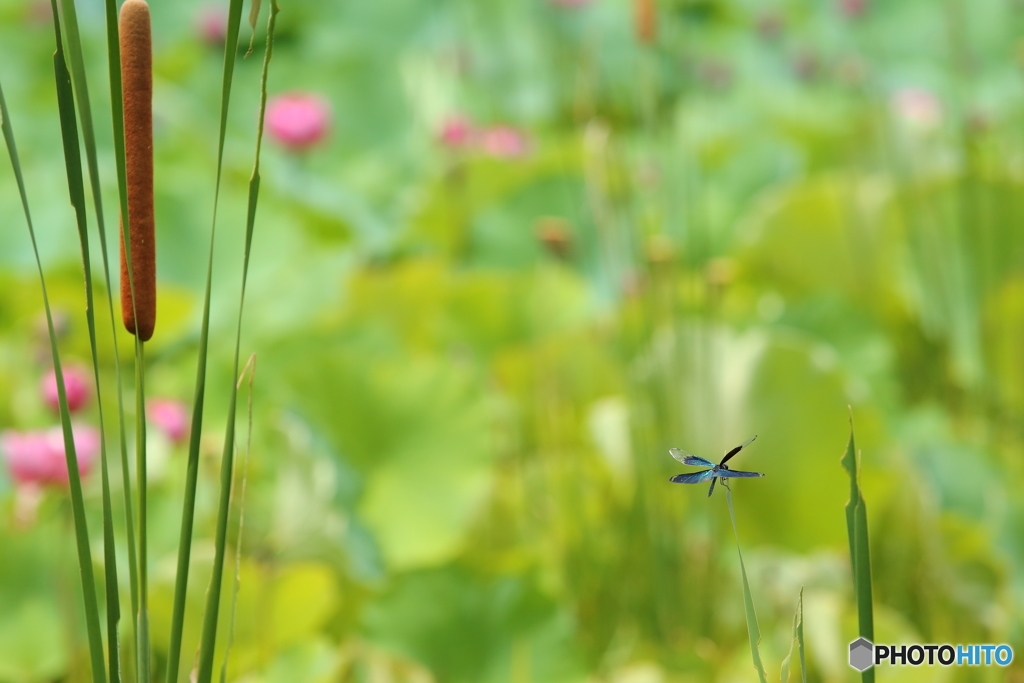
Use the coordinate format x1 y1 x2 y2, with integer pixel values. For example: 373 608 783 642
163 0 247 674
220 354 257 683
725 488 768 683
780 587 805 683
842 411 875 683
1 68 108 683
196 4 278 680
48 16 113 683
54 0 131 679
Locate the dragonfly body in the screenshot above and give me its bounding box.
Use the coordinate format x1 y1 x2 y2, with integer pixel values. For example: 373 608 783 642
668 435 764 497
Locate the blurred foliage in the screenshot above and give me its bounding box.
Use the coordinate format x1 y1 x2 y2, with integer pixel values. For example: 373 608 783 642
2 0 1024 681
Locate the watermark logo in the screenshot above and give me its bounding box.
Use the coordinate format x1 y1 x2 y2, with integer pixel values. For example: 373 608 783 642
849 638 873 672
849 639 1014 671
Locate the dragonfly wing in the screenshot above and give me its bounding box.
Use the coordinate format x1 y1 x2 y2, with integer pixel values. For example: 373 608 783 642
720 434 758 465
717 468 765 478
707 477 717 497
669 468 716 484
669 448 715 467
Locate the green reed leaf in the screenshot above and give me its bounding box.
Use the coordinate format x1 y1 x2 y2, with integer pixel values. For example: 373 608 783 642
726 487 768 683
196 3 278 680
842 411 875 683
2 55 108 683
54 0 130 678
780 587 805 683
220 354 257 683
164 0 248 674
52 20 112 683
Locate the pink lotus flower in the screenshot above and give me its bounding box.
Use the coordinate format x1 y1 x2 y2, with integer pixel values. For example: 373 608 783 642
196 5 228 45
266 93 331 152
2 425 99 487
697 60 733 90
147 398 190 445
480 125 528 158
756 12 784 41
438 114 474 149
892 87 942 131
41 364 91 414
838 0 868 18
792 50 821 81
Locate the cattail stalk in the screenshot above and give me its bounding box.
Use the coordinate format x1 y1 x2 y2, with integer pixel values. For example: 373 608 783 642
119 0 155 341
636 0 656 45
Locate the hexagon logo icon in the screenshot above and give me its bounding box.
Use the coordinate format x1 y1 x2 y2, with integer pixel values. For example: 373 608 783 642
849 638 874 671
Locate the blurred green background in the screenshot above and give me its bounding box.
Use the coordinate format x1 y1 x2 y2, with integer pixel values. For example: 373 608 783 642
2 0 1024 680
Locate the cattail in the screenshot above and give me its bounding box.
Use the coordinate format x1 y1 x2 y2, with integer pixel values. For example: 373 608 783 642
119 0 156 341
635 0 656 45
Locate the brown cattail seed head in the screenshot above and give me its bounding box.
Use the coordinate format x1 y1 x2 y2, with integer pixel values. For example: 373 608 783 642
119 0 156 341
635 0 656 45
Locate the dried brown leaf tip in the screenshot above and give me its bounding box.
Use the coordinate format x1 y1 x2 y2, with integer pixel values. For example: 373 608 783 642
119 0 156 341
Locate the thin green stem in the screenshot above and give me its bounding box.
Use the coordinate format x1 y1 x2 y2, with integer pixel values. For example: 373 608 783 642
136 339 150 683
219 355 257 683
166 0 249 679
195 3 278 680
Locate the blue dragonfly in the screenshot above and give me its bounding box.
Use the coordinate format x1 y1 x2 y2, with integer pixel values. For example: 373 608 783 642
668 435 764 497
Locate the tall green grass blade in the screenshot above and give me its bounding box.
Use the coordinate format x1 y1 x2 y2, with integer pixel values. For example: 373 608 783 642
47 14 112 683
54 0 124 679
780 587 805 683
55 0 101 209
219 354 257 683
166 0 259 679
196 4 278 680
1 67 108 683
725 487 769 683
100 0 141 659
56 0 113 263
100 0 129 225
842 412 875 683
